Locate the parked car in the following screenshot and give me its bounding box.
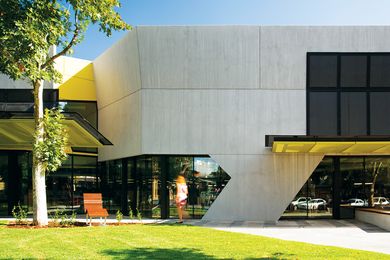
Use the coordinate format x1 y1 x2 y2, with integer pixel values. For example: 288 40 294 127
373 197 390 206
291 197 311 210
347 198 366 207
297 198 327 210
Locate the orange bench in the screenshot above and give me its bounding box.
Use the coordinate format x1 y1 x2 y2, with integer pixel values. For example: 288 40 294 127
83 193 109 225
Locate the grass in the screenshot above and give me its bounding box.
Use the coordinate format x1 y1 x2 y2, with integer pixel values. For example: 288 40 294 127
0 223 388 259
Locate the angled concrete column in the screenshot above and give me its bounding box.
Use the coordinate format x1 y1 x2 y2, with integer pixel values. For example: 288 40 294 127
205 153 324 222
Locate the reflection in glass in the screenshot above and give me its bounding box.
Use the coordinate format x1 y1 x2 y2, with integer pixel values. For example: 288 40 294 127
0 155 8 215
46 157 72 212
73 156 97 212
283 158 333 219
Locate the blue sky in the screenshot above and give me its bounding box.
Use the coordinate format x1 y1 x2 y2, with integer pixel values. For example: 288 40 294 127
72 0 390 60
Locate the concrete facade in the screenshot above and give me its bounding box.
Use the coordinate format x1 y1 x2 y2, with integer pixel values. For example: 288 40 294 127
91 26 390 221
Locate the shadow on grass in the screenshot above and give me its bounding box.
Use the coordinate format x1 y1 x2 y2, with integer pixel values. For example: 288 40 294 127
101 248 294 259
101 248 215 259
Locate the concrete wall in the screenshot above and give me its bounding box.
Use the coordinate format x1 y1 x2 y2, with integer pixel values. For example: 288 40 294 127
94 29 142 159
0 74 31 89
95 26 390 221
356 209 390 231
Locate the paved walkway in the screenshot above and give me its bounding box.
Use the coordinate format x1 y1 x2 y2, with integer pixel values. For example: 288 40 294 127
182 219 390 255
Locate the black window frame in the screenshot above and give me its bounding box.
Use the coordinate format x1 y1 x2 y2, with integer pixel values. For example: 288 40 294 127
307 52 390 136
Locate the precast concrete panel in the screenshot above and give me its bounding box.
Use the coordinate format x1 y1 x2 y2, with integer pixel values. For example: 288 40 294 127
205 154 324 221
0 74 33 89
141 89 306 155
98 91 142 161
137 26 259 89
260 26 390 90
94 29 141 109
94 26 390 221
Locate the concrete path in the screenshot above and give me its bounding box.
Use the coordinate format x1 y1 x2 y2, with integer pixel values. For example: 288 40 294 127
185 219 390 255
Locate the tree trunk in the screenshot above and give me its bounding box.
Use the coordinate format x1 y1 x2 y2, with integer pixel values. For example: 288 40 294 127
369 162 382 208
32 80 48 226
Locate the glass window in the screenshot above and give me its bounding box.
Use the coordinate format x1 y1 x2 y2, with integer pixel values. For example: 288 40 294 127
340 55 367 87
167 157 193 218
283 158 333 219
190 158 230 219
370 92 390 135
370 55 390 87
0 154 8 215
73 156 97 211
46 156 72 212
365 158 390 208
59 101 97 127
308 55 337 87
309 92 338 135
340 92 367 135
99 160 122 213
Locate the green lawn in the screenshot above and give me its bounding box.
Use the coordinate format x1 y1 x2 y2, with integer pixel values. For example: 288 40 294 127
0 222 388 259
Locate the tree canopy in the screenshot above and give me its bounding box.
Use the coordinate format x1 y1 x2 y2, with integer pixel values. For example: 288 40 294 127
0 0 130 83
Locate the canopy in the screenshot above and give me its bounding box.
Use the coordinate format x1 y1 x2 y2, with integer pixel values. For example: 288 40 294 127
0 112 112 150
266 135 390 155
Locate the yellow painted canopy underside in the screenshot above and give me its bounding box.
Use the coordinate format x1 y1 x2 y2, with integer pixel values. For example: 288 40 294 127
0 119 103 150
272 141 390 155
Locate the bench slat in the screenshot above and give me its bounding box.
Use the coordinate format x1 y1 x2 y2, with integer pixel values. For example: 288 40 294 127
83 193 109 220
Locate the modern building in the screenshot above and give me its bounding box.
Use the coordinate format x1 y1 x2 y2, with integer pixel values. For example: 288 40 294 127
1 26 390 223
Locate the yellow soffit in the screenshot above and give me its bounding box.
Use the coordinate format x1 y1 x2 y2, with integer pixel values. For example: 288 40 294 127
0 119 103 149
272 141 390 155
59 63 96 101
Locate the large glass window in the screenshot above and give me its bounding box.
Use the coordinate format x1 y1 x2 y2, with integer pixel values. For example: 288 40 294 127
73 156 97 211
370 55 390 87
308 55 337 87
370 92 390 135
309 92 337 135
284 156 390 220
59 101 97 128
340 92 367 135
97 155 230 219
0 155 8 215
308 53 390 136
283 158 333 219
340 55 367 87
46 157 73 212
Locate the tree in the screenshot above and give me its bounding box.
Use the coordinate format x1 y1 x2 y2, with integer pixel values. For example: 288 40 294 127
368 161 382 207
0 0 130 226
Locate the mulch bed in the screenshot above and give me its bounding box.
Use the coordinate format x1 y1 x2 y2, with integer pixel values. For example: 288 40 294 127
6 221 142 229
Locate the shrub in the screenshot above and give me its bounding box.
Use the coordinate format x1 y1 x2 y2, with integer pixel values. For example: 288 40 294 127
129 208 134 220
12 203 27 225
49 209 61 226
136 208 142 223
50 209 76 227
116 210 123 223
